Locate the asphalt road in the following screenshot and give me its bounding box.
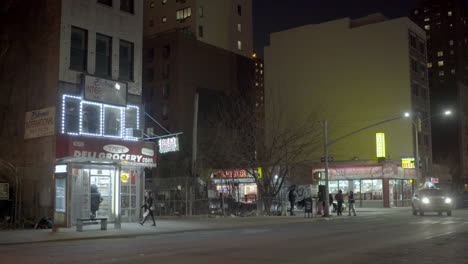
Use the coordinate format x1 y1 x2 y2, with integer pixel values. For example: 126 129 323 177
3 209 468 264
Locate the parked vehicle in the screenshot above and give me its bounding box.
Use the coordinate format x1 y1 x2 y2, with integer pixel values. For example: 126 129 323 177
455 191 468 208
412 187 452 216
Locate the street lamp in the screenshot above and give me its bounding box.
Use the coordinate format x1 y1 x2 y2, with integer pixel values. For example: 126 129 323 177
403 110 452 184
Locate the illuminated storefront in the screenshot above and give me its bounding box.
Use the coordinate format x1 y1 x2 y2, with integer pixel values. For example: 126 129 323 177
54 134 156 228
212 170 258 203
315 162 415 208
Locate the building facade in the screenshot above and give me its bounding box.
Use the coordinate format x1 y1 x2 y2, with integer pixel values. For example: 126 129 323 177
144 0 253 57
265 14 431 207
0 0 154 227
411 0 468 190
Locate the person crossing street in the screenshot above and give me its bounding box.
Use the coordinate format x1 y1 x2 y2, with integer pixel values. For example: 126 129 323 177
140 191 156 226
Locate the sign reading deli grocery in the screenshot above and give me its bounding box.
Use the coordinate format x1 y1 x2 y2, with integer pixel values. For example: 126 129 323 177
56 134 156 167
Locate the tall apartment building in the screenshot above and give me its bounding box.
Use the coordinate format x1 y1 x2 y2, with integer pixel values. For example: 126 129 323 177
0 0 153 227
144 0 253 57
265 14 431 207
411 0 468 190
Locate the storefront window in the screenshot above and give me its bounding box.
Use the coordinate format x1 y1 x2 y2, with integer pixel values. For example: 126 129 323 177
362 179 383 200
82 103 101 135
64 97 80 134
104 106 122 137
329 181 338 195
120 168 141 222
352 180 362 200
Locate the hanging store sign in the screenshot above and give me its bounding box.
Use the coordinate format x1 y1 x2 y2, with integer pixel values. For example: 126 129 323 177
402 158 415 169
0 183 9 200
158 136 179 154
376 133 386 158
431 178 439 183
56 134 157 167
83 75 127 106
24 107 55 139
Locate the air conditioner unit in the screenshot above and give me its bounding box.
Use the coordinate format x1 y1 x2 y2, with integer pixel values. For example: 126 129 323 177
126 128 143 138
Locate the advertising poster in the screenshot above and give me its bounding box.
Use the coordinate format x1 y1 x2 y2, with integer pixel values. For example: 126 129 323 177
24 107 55 139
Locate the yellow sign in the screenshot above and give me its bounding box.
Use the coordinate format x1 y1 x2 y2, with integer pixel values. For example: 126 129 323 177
120 172 129 183
402 158 415 169
376 133 386 158
257 167 263 179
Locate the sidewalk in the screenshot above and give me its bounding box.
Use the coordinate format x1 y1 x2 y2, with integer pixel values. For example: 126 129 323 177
0 207 409 246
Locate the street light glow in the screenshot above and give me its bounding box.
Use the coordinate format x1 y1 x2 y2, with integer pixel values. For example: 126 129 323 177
404 112 410 117
444 110 452 116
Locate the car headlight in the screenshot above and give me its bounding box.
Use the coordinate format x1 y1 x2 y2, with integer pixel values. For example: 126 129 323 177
445 198 452 204
422 197 430 204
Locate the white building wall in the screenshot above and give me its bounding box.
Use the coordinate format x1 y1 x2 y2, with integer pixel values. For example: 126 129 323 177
59 0 143 95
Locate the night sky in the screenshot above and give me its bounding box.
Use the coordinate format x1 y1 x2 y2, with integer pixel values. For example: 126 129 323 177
253 0 423 55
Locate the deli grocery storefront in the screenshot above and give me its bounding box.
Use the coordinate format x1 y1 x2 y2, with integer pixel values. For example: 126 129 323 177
53 134 156 228
314 162 415 208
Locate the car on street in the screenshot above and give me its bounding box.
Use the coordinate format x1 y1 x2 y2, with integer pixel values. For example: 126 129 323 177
412 187 453 216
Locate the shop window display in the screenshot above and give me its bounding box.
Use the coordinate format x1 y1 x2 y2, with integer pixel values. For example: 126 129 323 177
104 106 122 137
362 179 383 200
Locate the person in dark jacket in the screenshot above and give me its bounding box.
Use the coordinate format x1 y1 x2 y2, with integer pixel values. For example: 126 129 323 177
140 191 156 226
334 190 344 216
90 184 103 219
329 193 334 212
288 188 297 216
348 191 357 216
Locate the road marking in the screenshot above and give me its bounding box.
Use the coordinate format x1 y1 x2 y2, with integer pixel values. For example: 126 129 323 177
425 231 455 240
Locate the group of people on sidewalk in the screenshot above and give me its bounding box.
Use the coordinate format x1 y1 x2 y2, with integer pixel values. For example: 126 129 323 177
332 190 357 216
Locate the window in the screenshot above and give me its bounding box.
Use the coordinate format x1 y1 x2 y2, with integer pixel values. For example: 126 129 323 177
237 23 242 32
237 40 242 51
163 45 171 58
451 69 456 74
162 104 169 120
424 25 430 30
414 10 419 15
125 106 138 131
150 1 155 8
145 68 154 82
361 179 383 200
162 64 170 79
119 40 134 81
448 11 453 16
176 7 191 20
162 16 167 23
450 50 455 55
198 25 204 37
95 34 112 77
82 103 102 135
70 27 87 71
437 51 444 57
146 48 154 61
104 106 122 137
439 71 445 76
424 17 430 22
418 41 425 54
427 62 432 68
97 0 112 6
162 83 170 98
237 5 241 16
120 0 134 14
421 88 427 100
438 60 444 67
410 58 418 72
64 97 80 134
199 6 204 17
162 0 167 4
409 34 417 48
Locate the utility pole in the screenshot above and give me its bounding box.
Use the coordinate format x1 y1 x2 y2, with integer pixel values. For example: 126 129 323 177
323 120 330 217
190 92 199 216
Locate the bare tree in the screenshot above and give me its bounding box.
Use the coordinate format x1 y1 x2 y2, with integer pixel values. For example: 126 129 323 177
198 93 323 214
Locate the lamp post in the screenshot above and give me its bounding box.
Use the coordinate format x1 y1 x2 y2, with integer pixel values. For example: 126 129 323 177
404 110 452 185
321 115 406 217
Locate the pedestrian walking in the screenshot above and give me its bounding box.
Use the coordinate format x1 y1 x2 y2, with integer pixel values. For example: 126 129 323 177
288 187 297 216
335 190 344 216
140 191 156 226
348 191 357 216
329 193 334 212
